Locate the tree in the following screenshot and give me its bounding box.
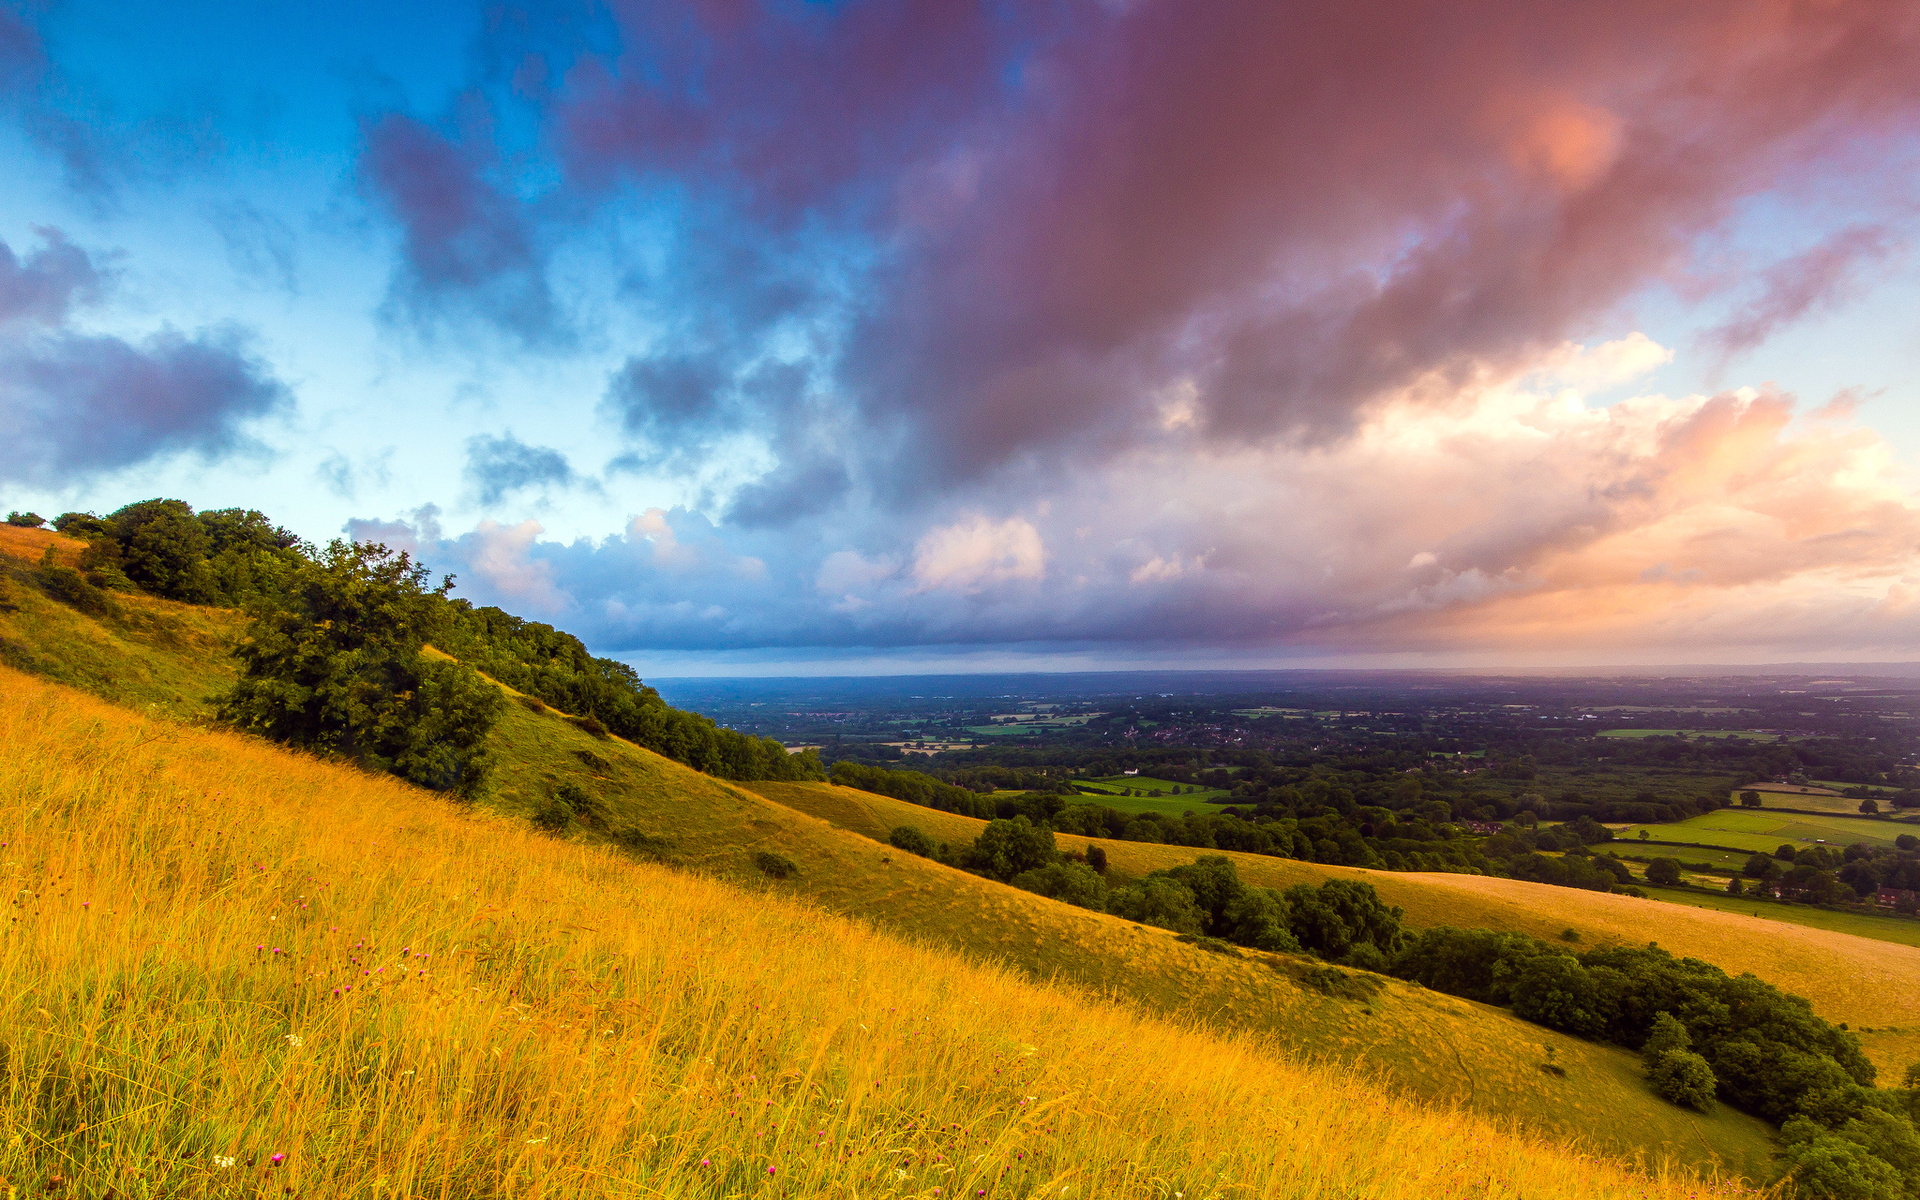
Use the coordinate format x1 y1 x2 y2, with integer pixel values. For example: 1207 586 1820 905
1740 789 1762 808
5 511 45 527
1010 862 1106 910
1106 877 1203 934
1649 1049 1717 1110
1085 844 1108 873
104 499 217 601
1744 853 1782 880
219 540 502 797
1726 876 1745 896
1861 799 1881 815
1897 834 1919 852
1284 879 1405 960
1645 857 1683 886
971 816 1057 882
1776 844 1799 862
888 826 935 857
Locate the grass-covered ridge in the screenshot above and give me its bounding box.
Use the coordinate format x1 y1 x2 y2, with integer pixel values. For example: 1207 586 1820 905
0 668 1755 1199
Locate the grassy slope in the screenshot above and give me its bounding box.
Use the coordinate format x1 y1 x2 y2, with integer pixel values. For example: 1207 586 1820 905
497 720 1776 1176
0 525 242 715
752 781 1920 1082
0 546 1782 1179
3 670 1762 1200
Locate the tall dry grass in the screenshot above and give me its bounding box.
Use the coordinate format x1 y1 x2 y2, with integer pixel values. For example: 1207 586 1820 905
0 668 1761 1199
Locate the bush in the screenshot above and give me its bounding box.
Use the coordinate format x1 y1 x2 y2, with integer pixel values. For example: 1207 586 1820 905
1284 879 1404 960
51 511 107 537
218 540 503 797
971 816 1057 882
1897 834 1919 852
1010 862 1107 910
888 826 935 857
1740 789 1762 807
105 499 216 602
1645 857 1683 885
753 851 798 880
1650 1050 1717 1110
1107 877 1204 935
532 792 573 832
1343 942 1390 972
5 511 45 527
1085 844 1108 873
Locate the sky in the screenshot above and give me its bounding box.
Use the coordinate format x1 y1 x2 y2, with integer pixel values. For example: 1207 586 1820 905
4 1 1920 676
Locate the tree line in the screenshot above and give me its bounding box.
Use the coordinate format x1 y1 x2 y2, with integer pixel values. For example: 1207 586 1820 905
24 499 825 792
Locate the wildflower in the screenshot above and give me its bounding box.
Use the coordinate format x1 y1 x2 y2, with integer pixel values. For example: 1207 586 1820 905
214 1156 235 1169
701 1159 710 1167
270 1153 285 1166
286 1035 303 1047
767 1166 776 1176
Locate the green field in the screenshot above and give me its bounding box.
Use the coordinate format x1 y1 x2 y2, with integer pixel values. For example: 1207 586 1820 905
1614 808 1916 853
1075 774 1228 801
1622 844 1753 872
1728 788 1905 815
1636 884 1920 950
1596 728 1781 740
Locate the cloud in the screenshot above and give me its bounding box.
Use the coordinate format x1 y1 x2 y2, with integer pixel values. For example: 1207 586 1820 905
911 514 1045 594
1702 225 1900 363
341 335 1920 659
462 431 575 505
359 111 562 344
0 229 289 486
0 226 101 325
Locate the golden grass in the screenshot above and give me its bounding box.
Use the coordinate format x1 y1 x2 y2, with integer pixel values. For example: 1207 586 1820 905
0 524 83 566
0 668 1769 1199
497 727 1782 1178
751 783 1920 1080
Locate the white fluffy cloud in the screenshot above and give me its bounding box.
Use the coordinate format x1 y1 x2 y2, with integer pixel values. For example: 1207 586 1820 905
911 514 1046 594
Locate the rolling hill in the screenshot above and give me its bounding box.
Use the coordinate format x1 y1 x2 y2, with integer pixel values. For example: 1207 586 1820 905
748 780 1920 1080
2 667 1765 1199
0 524 1819 1184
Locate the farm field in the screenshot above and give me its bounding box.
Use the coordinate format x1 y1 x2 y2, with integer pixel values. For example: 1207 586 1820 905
1635 884 1920 950
1595 729 1780 741
1074 774 1230 803
1728 790 1883 815
1622 844 1752 872
1614 809 1918 852
755 779 1920 1078
2 675 1782 1199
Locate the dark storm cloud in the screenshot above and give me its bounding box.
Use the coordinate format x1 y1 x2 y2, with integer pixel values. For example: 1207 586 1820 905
358 1 1920 493
0 229 289 486
462 431 576 505
359 110 564 344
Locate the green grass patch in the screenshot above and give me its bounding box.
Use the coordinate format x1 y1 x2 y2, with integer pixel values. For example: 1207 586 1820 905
1635 884 1920 950
1595 729 1781 740
1615 809 1916 853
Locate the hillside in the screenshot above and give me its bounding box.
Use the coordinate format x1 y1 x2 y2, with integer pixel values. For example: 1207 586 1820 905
0 525 1784 1179
749 780 1920 1079
0 665 1759 1198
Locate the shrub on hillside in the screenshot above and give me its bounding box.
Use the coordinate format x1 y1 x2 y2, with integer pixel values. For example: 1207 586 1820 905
1009 862 1106 910
1650 1050 1718 1110
888 826 935 857
5 511 45 527
754 851 798 880
971 817 1058 882
1283 879 1404 960
1106 877 1204 935
219 540 502 798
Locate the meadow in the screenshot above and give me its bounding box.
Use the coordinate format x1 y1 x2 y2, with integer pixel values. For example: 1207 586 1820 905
1726 790 1883 816
0 668 1770 1198
751 781 1920 1081
1634 883 1920 950
1613 809 1916 853
1073 776 1229 803
1595 729 1781 741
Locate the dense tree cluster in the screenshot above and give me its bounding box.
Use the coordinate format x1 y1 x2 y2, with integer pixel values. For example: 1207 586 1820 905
29 498 824 786
219 540 502 797
438 605 822 782
1390 928 1920 1196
